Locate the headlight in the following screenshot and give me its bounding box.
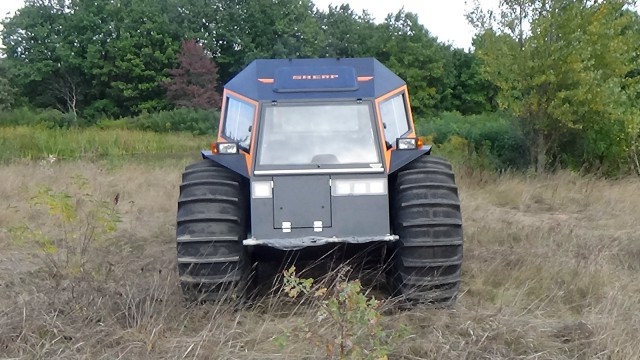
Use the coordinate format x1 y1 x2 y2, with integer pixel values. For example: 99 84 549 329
396 137 417 150
331 179 387 196
252 181 273 198
216 142 239 154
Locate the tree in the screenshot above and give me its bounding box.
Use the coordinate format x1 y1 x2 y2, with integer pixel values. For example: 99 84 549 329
165 40 221 110
468 0 640 173
169 0 240 86
241 0 325 60
372 10 452 116
0 0 502 125
1 0 76 110
448 48 497 115
99 0 182 115
316 4 377 58
1 0 184 119
0 58 16 111
180 0 326 85
48 70 80 123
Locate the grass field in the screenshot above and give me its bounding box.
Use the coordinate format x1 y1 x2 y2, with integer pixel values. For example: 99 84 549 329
0 126 211 163
0 156 639 359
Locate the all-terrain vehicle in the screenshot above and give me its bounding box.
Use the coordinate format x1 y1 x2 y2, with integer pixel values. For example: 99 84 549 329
176 58 463 304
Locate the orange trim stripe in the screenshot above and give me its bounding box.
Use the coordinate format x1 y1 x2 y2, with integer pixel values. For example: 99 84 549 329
257 78 274 84
357 76 374 82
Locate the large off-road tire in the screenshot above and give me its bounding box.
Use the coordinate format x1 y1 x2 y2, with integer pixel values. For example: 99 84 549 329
176 160 250 302
390 155 463 305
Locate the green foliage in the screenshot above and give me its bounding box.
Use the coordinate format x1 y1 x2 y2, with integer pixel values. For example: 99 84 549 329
317 5 377 58
0 107 77 128
1 0 182 118
278 266 406 359
4 0 638 175
282 266 314 298
121 108 219 135
1 0 494 121
469 0 640 174
447 48 498 115
432 135 495 171
242 0 324 60
199 0 326 81
0 107 218 136
0 126 210 162
9 175 120 280
372 11 450 116
418 112 530 170
0 59 16 111
98 0 182 115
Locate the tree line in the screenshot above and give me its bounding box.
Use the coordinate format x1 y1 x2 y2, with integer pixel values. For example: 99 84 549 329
1 0 639 174
0 0 494 119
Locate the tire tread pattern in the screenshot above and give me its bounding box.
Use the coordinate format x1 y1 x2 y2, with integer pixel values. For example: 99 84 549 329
176 160 248 301
391 155 463 304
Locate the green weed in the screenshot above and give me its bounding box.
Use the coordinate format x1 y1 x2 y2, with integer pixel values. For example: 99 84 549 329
278 266 408 359
9 175 120 283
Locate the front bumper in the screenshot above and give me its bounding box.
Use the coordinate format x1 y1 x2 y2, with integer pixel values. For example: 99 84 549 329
243 235 399 250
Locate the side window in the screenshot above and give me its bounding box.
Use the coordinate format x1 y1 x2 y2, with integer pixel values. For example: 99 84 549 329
223 97 255 149
379 94 410 143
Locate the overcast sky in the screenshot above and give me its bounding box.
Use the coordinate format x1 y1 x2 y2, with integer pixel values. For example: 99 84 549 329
0 0 496 50
313 0 497 49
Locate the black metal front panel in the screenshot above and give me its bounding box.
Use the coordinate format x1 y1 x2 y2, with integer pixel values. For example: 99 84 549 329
329 174 390 236
249 174 391 243
273 175 331 228
331 193 390 236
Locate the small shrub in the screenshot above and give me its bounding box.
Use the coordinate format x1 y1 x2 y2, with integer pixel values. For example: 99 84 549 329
277 266 407 359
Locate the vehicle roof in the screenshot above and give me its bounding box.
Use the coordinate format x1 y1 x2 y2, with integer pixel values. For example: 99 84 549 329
225 57 406 101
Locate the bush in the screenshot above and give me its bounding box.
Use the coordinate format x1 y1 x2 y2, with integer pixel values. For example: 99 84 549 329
277 266 407 359
416 111 530 171
116 108 219 135
1 107 220 136
0 107 78 128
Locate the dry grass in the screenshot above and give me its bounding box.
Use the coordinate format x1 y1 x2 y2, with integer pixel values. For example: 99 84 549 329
0 159 639 359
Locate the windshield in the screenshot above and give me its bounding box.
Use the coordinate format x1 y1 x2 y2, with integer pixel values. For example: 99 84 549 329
257 103 380 167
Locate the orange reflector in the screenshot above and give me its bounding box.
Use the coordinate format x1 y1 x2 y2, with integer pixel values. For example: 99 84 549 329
211 142 218 154
417 137 425 148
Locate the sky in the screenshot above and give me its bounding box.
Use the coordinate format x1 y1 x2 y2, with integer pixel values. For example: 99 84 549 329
0 0 496 50
312 0 498 49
